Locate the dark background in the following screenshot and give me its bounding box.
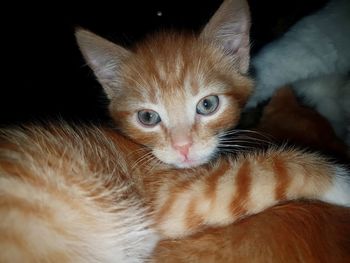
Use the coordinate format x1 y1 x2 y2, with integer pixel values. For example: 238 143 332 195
1 0 328 125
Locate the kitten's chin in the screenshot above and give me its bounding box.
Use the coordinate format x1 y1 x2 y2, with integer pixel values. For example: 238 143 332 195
158 154 211 169
173 159 207 169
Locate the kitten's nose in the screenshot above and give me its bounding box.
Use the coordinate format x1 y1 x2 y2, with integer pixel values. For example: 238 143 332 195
173 143 192 157
170 126 192 157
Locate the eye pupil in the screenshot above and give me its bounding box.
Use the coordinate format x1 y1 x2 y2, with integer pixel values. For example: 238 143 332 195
203 99 211 109
144 112 152 122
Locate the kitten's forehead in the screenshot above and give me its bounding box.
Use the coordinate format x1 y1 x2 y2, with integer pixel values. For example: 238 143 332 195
117 32 252 118
122 33 231 99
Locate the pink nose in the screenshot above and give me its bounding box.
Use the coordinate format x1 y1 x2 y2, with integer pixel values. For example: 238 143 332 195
173 143 192 157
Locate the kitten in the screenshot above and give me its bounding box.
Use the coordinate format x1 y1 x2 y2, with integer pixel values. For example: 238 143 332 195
75 0 252 169
246 0 350 140
1 0 350 262
1 124 350 262
152 88 350 263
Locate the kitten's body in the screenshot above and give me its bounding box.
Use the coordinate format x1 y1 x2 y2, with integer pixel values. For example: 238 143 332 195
153 201 350 263
0 124 350 262
1 123 349 262
153 87 350 263
1 0 350 262
247 0 350 140
0 124 159 263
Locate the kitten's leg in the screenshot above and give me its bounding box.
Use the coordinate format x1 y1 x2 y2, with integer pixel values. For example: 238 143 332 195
153 148 350 238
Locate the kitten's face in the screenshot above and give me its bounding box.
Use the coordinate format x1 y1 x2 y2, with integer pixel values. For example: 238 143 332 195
77 0 252 168
109 35 252 168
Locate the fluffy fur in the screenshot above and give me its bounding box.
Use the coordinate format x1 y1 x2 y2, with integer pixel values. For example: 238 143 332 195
0 124 159 263
1 123 350 262
153 201 350 263
152 87 350 263
1 0 350 262
76 0 252 169
247 0 350 140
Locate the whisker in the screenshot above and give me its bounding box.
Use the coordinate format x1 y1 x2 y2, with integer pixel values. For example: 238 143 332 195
218 129 276 148
218 147 255 153
143 156 163 176
220 129 274 141
232 136 274 145
217 129 274 154
132 151 154 170
218 139 260 144
219 142 255 147
127 147 149 158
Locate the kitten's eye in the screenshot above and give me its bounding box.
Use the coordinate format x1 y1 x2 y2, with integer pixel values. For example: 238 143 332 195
137 110 161 127
196 95 219 115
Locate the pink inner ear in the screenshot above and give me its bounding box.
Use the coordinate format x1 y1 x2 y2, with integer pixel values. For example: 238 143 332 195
199 0 251 74
224 38 241 55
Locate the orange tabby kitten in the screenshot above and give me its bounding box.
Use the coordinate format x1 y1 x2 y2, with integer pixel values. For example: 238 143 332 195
152 87 350 262
1 0 350 262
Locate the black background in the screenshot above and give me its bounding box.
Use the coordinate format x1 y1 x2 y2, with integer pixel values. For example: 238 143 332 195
1 0 328 125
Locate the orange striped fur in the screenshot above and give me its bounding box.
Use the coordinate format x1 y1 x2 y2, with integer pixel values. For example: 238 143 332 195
153 201 350 263
1 123 349 262
1 0 350 262
0 124 159 263
148 148 349 238
76 0 252 169
151 87 350 263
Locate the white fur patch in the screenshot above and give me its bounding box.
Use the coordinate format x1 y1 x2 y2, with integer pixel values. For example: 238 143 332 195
322 165 350 207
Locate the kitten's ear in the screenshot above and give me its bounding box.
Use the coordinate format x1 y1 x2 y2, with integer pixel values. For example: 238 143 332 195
200 0 251 74
75 29 131 99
